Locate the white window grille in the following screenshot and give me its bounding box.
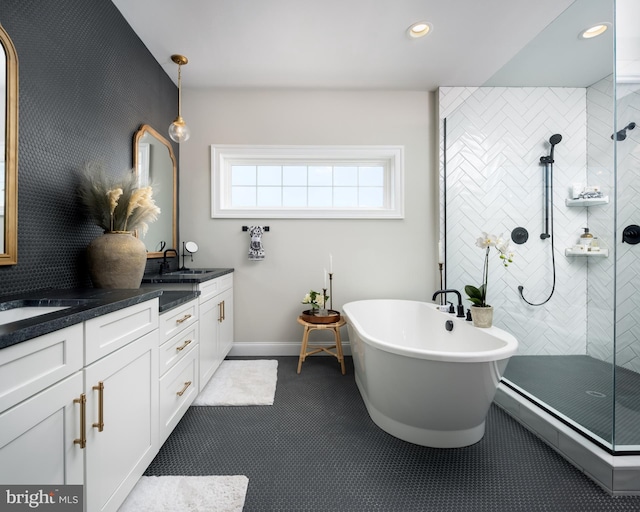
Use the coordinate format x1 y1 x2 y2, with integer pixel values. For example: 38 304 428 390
211 145 404 219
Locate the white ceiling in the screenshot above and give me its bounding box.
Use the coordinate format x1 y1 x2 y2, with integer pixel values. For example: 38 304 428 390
112 0 588 91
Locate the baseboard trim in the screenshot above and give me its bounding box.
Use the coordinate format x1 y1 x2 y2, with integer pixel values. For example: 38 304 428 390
229 341 352 357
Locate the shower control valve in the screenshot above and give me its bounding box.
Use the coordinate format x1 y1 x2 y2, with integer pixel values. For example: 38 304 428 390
623 225 640 245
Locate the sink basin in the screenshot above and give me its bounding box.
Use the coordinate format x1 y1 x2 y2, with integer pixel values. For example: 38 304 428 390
0 306 70 326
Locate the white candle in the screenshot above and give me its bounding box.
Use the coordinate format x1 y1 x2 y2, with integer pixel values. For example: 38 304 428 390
324 269 327 288
329 253 333 273
438 241 444 264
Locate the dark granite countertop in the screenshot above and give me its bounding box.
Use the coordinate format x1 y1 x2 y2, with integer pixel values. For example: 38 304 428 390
0 288 163 350
159 290 200 313
142 268 234 284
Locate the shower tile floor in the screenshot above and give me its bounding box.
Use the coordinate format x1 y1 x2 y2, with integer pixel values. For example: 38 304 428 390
144 356 640 511
503 355 640 447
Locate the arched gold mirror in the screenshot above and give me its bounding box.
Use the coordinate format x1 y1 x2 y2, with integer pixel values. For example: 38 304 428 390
133 124 177 258
0 23 18 265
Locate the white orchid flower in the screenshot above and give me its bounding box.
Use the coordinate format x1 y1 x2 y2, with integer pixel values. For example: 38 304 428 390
476 232 498 249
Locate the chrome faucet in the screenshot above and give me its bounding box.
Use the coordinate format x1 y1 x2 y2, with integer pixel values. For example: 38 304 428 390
432 289 465 318
160 248 178 274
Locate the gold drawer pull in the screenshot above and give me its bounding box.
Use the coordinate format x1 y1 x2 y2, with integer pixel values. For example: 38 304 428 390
222 300 226 321
176 339 192 352
176 314 192 325
218 302 223 323
92 381 104 432
73 393 87 449
176 381 192 397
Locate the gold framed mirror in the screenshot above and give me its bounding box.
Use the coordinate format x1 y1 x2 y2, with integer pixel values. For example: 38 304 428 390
0 23 18 265
133 124 177 258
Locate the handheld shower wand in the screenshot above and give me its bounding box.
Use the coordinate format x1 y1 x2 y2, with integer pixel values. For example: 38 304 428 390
519 134 562 306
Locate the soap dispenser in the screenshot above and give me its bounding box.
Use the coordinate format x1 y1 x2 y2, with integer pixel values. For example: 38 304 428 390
580 228 594 249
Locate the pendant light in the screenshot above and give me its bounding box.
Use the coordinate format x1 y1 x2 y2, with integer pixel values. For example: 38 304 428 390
168 54 191 143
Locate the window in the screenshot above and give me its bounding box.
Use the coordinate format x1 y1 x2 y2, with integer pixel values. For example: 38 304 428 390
211 145 404 218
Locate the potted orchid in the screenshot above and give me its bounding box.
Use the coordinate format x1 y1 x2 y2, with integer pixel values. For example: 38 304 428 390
465 232 514 327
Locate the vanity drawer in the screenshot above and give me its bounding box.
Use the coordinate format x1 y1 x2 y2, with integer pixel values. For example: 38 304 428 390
159 322 198 377
159 299 198 344
199 273 233 303
158 346 199 444
0 324 83 412
84 299 159 365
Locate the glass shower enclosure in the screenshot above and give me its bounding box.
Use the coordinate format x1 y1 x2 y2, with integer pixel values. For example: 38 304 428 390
439 0 640 455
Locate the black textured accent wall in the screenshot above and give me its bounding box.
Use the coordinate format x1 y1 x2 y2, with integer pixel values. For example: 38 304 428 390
0 0 178 295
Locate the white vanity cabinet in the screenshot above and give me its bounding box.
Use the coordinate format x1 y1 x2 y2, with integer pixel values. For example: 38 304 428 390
83 299 159 512
0 298 160 512
158 298 199 445
198 273 233 389
0 324 84 485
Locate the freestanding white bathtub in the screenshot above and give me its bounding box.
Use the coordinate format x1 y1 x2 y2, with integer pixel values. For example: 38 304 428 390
342 299 518 448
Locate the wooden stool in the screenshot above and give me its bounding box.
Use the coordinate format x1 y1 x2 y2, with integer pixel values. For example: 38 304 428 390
297 316 346 375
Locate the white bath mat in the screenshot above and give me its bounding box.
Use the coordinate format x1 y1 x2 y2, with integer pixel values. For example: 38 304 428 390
192 359 278 406
119 475 249 512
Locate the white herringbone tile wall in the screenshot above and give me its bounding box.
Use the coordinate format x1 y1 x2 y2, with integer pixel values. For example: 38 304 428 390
586 75 616 365
440 86 592 356
440 83 640 377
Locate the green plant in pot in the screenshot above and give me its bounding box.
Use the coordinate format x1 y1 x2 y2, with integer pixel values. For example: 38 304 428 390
78 162 161 289
465 232 513 328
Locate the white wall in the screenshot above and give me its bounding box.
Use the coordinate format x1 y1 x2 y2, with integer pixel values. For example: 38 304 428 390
180 89 437 352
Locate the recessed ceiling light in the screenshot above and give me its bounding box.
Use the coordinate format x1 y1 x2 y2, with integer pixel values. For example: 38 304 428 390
579 23 610 39
407 21 432 39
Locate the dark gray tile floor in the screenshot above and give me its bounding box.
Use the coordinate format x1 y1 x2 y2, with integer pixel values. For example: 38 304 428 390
145 356 640 511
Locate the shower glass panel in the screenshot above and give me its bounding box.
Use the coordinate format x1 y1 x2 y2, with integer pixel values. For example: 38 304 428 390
441 83 615 449
437 0 640 453
614 1 640 449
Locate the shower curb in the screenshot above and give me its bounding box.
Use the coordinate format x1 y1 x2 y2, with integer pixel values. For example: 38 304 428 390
495 384 640 495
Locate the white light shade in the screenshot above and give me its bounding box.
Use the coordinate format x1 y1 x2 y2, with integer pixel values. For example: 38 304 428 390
169 117 191 143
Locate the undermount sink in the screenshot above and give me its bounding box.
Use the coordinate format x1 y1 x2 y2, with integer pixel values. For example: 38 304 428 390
0 306 70 326
164 269 214 275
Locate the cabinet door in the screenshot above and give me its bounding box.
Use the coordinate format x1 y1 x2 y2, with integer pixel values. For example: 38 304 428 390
84 330 158 512
0 372 84 485
218 287 234 361
198 297 220 390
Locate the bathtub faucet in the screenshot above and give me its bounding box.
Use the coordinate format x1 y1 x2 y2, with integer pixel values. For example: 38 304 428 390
432 290 465 318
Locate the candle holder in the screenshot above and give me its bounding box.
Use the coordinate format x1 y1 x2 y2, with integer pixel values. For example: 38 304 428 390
438 263 445 305
329 273 334 311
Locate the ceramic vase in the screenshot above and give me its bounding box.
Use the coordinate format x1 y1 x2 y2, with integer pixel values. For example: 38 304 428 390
470 305 493 328
87 231 147 289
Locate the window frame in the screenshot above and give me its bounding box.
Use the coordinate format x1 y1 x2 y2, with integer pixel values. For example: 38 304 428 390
210 145 404 219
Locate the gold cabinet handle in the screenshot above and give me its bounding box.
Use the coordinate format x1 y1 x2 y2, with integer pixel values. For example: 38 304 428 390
92 381 104 432
222 300 225 321
176 339 192 352
73 393 87 449
176 381 192 397
176 313 192 325
218 302 223 323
